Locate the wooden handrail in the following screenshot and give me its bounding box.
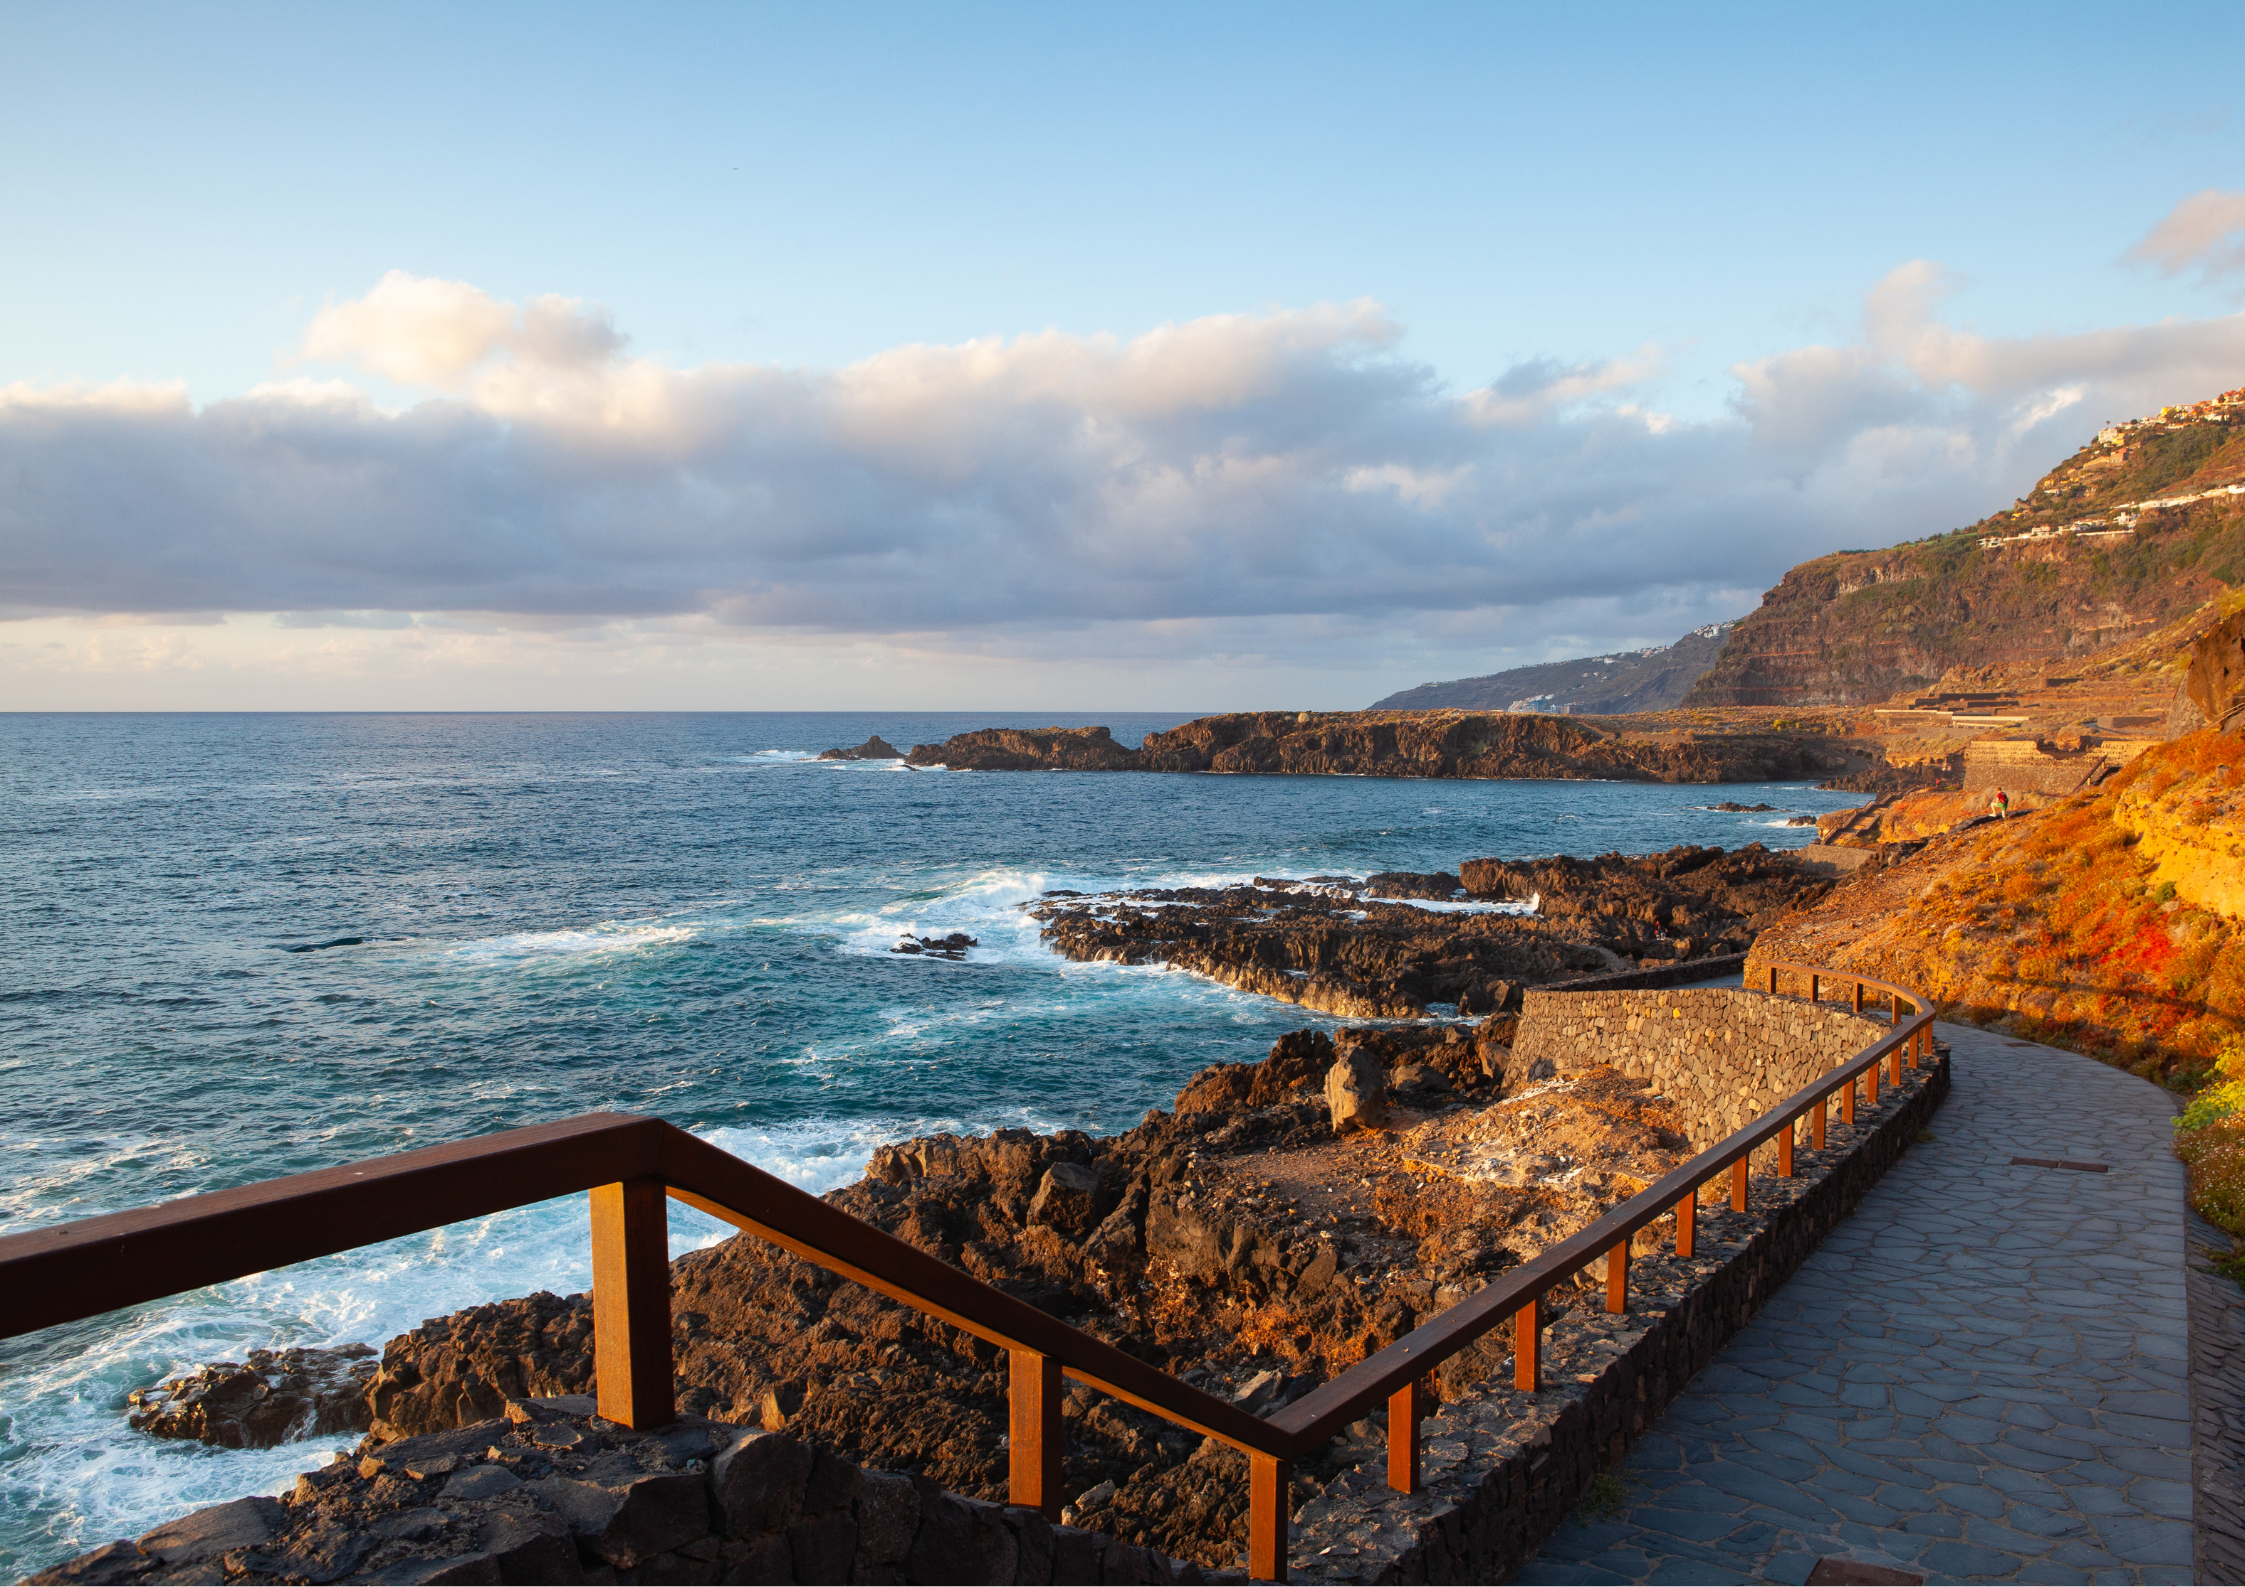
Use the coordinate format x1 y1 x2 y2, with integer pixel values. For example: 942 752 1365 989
0 964 1936 1583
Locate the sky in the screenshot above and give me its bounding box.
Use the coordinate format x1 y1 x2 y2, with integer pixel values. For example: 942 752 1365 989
4 1 2245 711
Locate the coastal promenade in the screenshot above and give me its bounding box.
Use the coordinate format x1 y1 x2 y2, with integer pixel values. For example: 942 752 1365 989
1522 1019 2199 1584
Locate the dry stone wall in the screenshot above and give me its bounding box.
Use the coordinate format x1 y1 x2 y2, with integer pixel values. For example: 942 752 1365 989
1512 987 1893 1149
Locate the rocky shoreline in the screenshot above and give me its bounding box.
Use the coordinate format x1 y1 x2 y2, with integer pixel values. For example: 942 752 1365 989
899 709 1879 785
1028 848 1828 1019
71 843 1864 1581
87 1023 1739 1575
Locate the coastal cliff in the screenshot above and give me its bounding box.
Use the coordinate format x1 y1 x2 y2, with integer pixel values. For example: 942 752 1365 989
1688 387 2245 707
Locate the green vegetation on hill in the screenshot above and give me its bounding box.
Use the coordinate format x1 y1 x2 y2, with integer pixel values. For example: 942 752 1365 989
1369 621 1735 714
1688 388 2245 707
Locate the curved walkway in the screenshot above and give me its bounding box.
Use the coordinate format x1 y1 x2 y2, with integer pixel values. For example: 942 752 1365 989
1523 1020 2194 1585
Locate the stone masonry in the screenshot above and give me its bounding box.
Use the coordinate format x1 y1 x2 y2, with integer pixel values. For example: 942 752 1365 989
1515 987 1895 1153
1284 1048 1948 1581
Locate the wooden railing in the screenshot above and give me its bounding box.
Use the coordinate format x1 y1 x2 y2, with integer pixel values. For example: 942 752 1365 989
0 964 1934 1583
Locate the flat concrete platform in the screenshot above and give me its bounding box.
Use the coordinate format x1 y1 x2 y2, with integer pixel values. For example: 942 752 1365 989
1522 1020 2194 1585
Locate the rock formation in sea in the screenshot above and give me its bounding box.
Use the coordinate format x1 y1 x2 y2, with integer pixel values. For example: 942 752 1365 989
1028 851 1825 1017
903 726 1137 771
127 1346 379 1450
905 709 1875 784
817 735 904 760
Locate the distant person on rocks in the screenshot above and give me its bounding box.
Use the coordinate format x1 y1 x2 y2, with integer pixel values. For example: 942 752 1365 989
1991 787 2009 820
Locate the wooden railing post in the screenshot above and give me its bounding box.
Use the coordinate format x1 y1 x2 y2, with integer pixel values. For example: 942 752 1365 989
1515 1299 1540 1391
1812 1096 1827 1149
1387 1380 1424 1493
1777 1121 1794 1179
1675 1190 1695 1258
1249 1452 1290 1582
1865 1059 1880 1107
1841 1075 1855 1127
590 1177 675 1430
1731 1158 1748 1212
1605 1241 1629 1313
1010 1350 1064 1519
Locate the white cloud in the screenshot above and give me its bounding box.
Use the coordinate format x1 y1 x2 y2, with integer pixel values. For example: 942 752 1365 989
4 266 2243 707
300 269 626 389
2127 189 2245 285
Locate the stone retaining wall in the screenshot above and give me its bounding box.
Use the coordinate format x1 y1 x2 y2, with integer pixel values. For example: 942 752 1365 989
1288 1049 1951 1582
1513 987 1892 1149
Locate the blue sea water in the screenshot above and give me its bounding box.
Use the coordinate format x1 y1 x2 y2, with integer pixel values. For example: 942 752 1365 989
0 712 1863 1572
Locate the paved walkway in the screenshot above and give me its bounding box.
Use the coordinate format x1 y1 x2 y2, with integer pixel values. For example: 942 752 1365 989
1523 1020 2195 1584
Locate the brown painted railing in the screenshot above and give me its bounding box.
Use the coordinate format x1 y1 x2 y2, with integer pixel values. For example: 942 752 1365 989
0 964 1933 1582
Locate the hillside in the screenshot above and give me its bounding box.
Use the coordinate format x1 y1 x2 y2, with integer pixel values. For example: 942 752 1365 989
1688 388 2245 707
1744 605 2245 1231
1369 621 1735 713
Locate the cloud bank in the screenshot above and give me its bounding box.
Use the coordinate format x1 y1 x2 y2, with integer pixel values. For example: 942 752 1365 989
6 209 2245 697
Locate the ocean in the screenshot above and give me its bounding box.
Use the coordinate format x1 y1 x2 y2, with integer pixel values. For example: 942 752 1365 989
0 712 1861 1572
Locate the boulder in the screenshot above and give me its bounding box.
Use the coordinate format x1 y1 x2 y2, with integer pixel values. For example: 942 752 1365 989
1389 1061 1453 1094
1027 1162 1105 1235
1325 1049 1388 1133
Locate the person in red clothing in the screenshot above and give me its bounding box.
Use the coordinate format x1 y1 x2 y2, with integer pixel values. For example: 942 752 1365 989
1991 787 2010 820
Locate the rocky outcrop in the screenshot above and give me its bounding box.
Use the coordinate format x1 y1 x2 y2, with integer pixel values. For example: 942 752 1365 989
818 735 903 761
1032 855 1827 1018
1028 878 1620 1018
363 1292 594 1444
2186 609 2245 733
1457 843 1828 965
904 726 1137 771
40 1400 1198 1585
899 710 1877 785
127 1347 378 1449
891 933 976 959
1134 711 1865 783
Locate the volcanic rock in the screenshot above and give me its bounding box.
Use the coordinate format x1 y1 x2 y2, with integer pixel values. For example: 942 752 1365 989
819 735 904 760
1457 843 1825 964
893 932 976 959
1324 1047 1388 1133
904 725 1137 771
127 1345 378 1449
1032 853 1817 1013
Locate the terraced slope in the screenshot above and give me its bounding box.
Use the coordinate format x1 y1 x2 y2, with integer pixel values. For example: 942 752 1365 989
1689 387 2245 707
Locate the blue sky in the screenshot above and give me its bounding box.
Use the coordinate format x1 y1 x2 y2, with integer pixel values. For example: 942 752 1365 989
4 1 2244 709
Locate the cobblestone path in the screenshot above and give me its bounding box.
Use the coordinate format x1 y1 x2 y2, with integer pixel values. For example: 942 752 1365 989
1522 1020 2194 1584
